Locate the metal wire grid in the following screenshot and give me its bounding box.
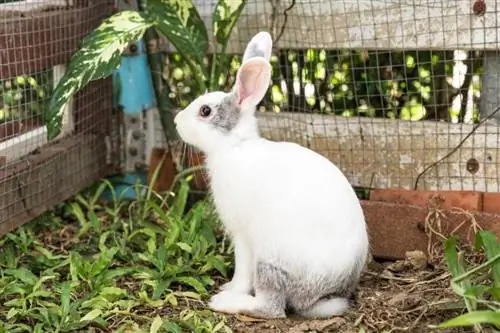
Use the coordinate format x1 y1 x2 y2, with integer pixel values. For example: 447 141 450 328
253 0 500 193
156 0 500 193
0 1 115 235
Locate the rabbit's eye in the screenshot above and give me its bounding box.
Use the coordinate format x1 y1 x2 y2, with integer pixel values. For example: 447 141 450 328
199 105 212 117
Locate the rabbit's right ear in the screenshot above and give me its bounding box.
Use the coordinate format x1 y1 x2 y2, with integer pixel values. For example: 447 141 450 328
242 31 273 63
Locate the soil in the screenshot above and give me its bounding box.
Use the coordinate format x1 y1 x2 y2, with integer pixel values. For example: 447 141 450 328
223 252 473 333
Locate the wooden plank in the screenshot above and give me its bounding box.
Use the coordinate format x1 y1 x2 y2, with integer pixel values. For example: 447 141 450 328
256 112 500 192
480 53 500 123
0 1 111 78
0 0 72 14
0 127 47 163
180 0 500 52
0 134 113 237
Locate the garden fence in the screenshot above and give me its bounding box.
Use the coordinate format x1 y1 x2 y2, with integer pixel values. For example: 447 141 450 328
0 1 118 236
160 0 500 194
1 0 499 238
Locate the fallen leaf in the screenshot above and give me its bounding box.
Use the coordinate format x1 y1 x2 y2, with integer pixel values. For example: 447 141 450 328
236 314 267 322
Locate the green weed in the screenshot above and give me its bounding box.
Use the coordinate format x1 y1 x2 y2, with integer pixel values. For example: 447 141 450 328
0 176 232 332
433 230 500 332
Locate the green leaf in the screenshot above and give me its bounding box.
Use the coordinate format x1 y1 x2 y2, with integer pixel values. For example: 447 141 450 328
4 268 37 285
436 310 500 328
475 230 500 287
145 0 208 88
162 321 183 333
156 243 167 272
212 0 246 47
207 255 228 276
69 252 84 281
176 242 192 253
169 179 190 218
80 309 103 322
60 281 71 318
150 316 163 333
32 275 55 293
146 0 207 65
6 308 19 320
47 10 153 140
99 286 128 300
444 235 464 278
175 276 208 294
91 247 118 277
81 296 111 310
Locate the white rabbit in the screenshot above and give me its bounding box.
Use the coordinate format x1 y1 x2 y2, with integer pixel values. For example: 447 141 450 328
174 31 369 319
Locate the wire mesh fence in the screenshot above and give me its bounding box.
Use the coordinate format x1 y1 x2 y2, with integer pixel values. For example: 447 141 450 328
157 0 500 193
0 0 117 235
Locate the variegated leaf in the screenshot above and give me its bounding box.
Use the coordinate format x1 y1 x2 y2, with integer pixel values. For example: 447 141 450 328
47 10 152 140
146 0 208 84
212 0 246 47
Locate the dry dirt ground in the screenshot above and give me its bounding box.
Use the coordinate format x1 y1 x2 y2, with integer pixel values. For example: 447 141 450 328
222 252 473 333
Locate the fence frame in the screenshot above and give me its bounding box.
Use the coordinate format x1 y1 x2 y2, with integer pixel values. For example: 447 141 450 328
0 2 116 236
155 0 500 193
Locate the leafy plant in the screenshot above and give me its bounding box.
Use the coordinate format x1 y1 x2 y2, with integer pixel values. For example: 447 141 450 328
48 0 246 140
164 47 483 124
0 71 52 126
432 231 500 331
0 172 232 332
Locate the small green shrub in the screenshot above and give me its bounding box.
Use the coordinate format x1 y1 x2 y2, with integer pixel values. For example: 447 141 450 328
0 176 233 332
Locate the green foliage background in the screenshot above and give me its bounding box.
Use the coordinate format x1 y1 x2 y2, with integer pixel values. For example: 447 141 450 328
163 49 483 123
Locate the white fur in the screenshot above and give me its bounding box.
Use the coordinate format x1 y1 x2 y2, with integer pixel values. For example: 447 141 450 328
174 31 369 318
300 298 350 318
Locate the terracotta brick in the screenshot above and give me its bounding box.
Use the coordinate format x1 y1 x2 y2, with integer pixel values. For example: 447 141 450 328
147 148 175 192
362 200 428 259
185 150 209 191
483 192 500 214
361 200 500 260
369 188 482 212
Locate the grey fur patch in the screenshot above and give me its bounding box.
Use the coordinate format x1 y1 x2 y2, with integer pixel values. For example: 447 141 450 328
244 43 266 59
210 94 241 132
250 262 288 318
255 262 291 291
254 258 365 316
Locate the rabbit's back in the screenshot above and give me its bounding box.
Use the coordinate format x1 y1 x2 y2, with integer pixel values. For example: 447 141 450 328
207 139 368 274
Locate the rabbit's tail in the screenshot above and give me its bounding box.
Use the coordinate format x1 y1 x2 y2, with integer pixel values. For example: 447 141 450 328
298 297 350 318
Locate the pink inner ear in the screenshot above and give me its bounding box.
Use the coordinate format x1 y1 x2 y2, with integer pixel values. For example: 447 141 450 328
237 62 265 105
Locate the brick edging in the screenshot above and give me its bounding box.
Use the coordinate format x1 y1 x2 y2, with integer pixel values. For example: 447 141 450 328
369 188 500 214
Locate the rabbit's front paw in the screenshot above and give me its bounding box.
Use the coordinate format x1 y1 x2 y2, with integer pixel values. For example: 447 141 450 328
208 291 254 315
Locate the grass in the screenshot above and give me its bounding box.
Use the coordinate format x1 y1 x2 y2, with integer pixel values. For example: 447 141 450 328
2 171 500 332
434 230 500 332
0 176 234 333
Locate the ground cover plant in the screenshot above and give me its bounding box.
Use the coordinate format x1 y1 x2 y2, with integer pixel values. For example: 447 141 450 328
0 177 234 333
0 173 500 332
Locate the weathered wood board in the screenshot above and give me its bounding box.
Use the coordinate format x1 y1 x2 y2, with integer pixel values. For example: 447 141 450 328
179 0 500 52
256 112 500 192
0 134 112 237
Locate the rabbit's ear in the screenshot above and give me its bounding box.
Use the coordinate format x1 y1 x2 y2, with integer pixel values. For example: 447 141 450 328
234 57 271 107
242 31 273 63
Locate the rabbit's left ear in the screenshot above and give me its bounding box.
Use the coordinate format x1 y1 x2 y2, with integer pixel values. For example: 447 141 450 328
242 31 273 63
233 57 271 107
